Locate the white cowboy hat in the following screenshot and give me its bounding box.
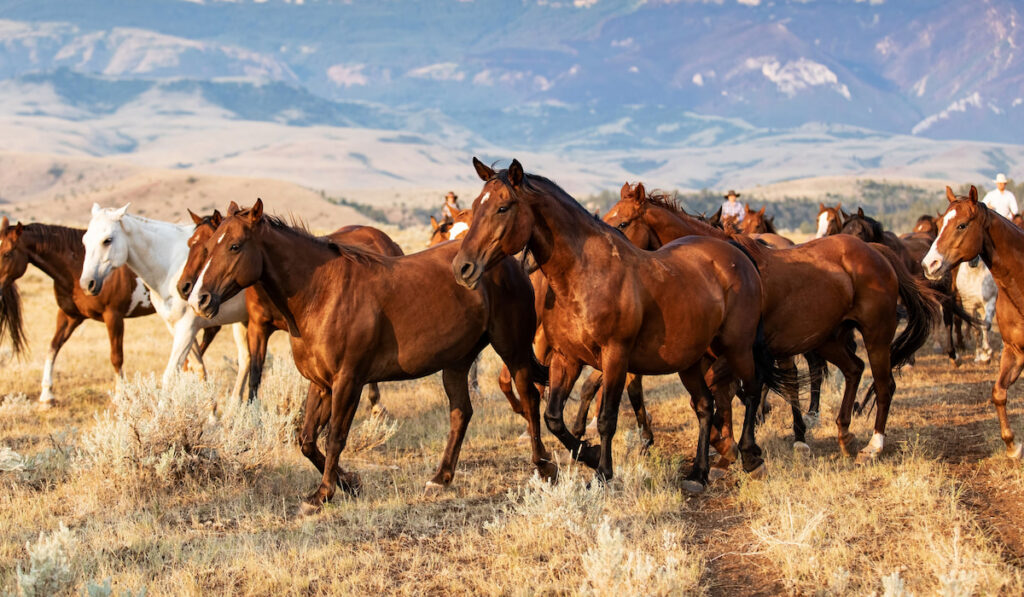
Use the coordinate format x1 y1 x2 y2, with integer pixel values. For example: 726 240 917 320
994 173 1009 184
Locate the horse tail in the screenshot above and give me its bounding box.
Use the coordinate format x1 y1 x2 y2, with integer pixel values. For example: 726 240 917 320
0 282 27 356
751 320 802 398
857 243 942 413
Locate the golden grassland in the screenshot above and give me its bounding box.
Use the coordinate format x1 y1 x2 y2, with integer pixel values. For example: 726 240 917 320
2 227 1024 595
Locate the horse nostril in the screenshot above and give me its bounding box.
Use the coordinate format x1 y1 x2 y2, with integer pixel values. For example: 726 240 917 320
87 280 96 293
181 282 192 296
198 293 210 308
459 262 474 279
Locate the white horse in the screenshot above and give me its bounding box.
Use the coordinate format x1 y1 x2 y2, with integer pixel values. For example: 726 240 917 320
79 204 250 400
955 258 997 363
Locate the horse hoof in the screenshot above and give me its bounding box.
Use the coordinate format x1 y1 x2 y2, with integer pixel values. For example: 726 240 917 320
1008 443 1023 460
793 441 811 455
36 399 56 410
708 467 729 482
949 358 960 369
747 462 768 480
370 405 389 418
681 479 705 494
855 449 879 465
574 442 601 469
423 481 447 496
537 461 558 483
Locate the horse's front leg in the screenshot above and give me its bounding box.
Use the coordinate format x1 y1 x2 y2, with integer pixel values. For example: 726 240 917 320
163 314 200 387
595 346 629 482
307 374 362 508
427 365 475 492
543 353 590 465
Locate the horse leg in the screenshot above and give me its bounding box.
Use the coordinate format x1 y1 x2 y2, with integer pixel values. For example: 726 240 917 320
991 346 1024 459
805 351 826 422
943 299 958 367
307 375 362 508
427 365 475 491
39 311 83 404
299 383 331 474
678 365 716 492
246 322 274 403
776 356 808 451
497 364 526 418
857 332 897 463
723 346 766 476
704 359 739 477
225 322 250 404
506 355 555 481
543 353 592 466
365 383 384 415
102 311 126 396
468 356 481 397
624 374 654 452
594 346 630 482
572 369 602 439
163 314 200 387
816 331 864 457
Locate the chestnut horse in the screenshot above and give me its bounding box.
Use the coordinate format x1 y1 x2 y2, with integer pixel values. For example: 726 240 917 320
815 203 847 238
176 207 404 406
923 186 1024 459
0 218 159 404
186 200 550 510
601 185 939 464
453 159 789 491
429 208 473 246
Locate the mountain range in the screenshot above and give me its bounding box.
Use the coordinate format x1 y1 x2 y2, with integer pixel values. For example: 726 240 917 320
0 0 1021 200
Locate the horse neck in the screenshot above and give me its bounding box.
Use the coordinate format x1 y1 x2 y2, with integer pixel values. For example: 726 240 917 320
23 227 82 289
119 215 193 294
982 213 1024 313
524 187 630 283
645 204 728 244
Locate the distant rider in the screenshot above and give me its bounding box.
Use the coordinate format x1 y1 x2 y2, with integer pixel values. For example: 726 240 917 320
722 189 744 222
981 173 1018 220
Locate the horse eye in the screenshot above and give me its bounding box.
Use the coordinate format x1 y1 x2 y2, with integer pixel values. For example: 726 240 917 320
103 238 113 246
956 223 967 231
496 205 511 214
229 243 241 252
618 221 629 229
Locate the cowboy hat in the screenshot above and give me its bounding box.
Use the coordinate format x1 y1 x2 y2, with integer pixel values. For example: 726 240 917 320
723 190 741 199
994 173 1009 184
445 191 458 199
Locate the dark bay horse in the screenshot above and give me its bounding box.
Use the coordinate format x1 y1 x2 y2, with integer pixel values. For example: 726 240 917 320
185 200 550 510
923 186 1024 460
453 159 787 491
601 185 939 464
176 207 404 407
0 218 158 404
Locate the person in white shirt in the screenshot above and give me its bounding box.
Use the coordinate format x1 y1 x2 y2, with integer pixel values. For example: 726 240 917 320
721 190 744 221
981 173 1018 219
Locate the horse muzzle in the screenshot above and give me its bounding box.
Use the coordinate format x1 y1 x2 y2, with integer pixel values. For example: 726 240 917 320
80 275 103 296
194 291 221 319
452 256 483 290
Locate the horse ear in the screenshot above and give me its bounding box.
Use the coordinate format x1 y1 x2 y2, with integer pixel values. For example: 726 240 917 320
113 204 130 219
758 206 765 216
969 185 979 204
227 201 241 216
249 198 264 223
212 210 223 226
508 159 524 188
0 216 7 235
473 157 495 181
709 206 722 225
12 222 23 239
634 182 647 206
818 202 826 212
945 186 957 203
857 207 865 218
430 215 440 231
620 182 632 200
188 209 203 225
91 203 102 217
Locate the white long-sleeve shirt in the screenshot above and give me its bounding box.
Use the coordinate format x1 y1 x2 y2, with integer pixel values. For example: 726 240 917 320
982 189 1018 219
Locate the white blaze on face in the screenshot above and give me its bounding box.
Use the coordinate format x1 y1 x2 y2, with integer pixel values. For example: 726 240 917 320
216 232 226 244
923 208 957 275
189 258 213 311
449 222 469 239
815 212 830 238
480 192 491 205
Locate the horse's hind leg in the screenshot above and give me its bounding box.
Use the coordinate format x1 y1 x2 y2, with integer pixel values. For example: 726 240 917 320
857 331 896 463
505 355 555 481
428 365 475 491
943 299 959 367
678 365 717 492
805 351 826 421
572 369 602 439
246 322 274 403
40 311 83 404
816 331 864 457
497 364 526 418
543 354 591 465
306 374 362 508
722 347 766 476
991 346 1024 459
624 374 654 451
227 322 250 403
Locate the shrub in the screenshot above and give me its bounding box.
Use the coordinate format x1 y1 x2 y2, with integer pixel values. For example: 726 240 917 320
15 524 76 597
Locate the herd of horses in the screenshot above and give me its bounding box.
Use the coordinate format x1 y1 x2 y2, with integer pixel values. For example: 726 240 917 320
1 159 1022 512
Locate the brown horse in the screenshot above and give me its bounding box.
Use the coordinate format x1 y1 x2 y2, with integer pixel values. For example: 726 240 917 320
923 186 1024 459
177 207 404 406
815 203 847 238
185 200 550 509
600 184 940 465
906 214 939 237
1012 213 1024 229
738 204 773 234
453 159 791 491
0 218 159 404
839 207 964 367
429 208 473 246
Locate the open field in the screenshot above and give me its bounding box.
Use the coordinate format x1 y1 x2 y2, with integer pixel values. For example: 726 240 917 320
3 244 1024 595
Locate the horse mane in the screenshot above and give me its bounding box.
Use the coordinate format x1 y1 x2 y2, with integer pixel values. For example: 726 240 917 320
644 192 730 240
842 212 884 240
501 170 604 225
261 214 386 265
22 223 85 257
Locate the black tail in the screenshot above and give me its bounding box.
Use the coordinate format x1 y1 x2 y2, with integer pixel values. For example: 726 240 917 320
531 353 550 387
0 283 27 356
857 244 942 414
751 321 804 398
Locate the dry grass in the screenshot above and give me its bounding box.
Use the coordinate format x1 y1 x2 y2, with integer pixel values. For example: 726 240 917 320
2 261 1024 595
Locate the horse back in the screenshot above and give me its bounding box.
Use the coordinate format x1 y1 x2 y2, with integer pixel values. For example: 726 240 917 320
328 225 404 257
